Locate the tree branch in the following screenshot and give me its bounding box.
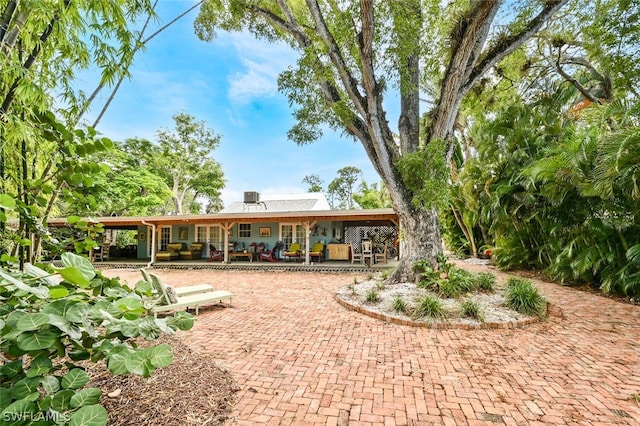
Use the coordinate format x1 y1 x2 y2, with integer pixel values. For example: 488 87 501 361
305 0 367 118
555 50 602 104
463 0 570 94
429 0 499 141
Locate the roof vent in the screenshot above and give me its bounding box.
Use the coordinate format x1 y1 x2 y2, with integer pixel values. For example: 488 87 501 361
244 191 260 204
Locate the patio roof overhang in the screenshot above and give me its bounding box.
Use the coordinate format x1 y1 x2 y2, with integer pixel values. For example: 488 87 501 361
46 208 399 228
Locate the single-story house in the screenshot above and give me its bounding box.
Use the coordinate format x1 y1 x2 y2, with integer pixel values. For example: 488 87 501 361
46 193 398 265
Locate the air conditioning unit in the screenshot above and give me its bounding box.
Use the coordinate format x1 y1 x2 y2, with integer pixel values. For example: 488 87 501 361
244 191 260 203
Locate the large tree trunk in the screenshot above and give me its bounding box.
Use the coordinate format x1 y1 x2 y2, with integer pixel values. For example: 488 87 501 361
392 207 442 283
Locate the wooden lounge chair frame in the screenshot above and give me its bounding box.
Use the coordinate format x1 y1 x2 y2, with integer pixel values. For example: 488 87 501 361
140 270 232 316
140 269 213 297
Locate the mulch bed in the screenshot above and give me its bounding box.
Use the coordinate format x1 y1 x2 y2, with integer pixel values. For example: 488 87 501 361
85 335 239 425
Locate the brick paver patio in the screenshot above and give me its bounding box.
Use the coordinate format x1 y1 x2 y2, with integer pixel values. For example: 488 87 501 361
105 265 640 425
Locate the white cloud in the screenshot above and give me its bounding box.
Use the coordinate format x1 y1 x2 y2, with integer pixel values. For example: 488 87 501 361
226 32 297 106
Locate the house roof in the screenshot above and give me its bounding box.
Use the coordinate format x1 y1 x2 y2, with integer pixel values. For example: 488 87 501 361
220 192 331 213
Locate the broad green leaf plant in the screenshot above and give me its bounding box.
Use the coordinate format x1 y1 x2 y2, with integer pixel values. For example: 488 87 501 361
0 253 194 425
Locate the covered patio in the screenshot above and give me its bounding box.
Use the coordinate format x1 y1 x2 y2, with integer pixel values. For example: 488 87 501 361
46 208 399 267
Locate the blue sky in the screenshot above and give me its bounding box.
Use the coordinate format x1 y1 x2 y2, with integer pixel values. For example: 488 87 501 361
79 1 386 208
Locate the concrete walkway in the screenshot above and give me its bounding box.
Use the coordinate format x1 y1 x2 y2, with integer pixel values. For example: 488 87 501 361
106 266 640 425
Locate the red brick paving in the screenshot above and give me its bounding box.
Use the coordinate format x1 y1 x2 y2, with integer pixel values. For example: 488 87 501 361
104 266 640 425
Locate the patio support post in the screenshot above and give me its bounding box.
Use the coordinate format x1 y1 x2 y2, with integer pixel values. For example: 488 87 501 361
304 221 316 265
221 222 234 263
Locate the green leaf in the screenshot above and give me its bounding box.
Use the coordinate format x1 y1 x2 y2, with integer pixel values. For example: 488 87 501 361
26 356 53 378
70 388 102 408
66 304 91 323
0 269 49 299
10 377 40 399
49 286 70 299
67 215 81 224
106 353 128 376
0 388 11 411
41 299 79 316
137 317 161 340
16 313 50 331
69 404 108 426
16 330 58 351
145 344 173 369
134 279 152 296
124 351 153 377
118 321 139 338
48 314 83 340
58 267 92 288
60 252 96 282
0 194 16 210
51 389 75 411
0 360 23 379
115 297 143 312
168 311 195 331
62 369 90 390
0 399 36 420
40 375 61 394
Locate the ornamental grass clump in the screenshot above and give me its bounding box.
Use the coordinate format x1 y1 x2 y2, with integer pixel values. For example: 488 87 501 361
505 277 547 318
461 299 484 321
392 296 408 314
365 288 379 303
474 272 496 292
415 295 445 319
439 267 476 298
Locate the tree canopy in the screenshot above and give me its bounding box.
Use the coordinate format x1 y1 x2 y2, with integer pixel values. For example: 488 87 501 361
195 0 570 282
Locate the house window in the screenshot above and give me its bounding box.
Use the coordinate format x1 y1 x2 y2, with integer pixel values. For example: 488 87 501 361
238 223 251 238
159 226 171 250
280 223 305 250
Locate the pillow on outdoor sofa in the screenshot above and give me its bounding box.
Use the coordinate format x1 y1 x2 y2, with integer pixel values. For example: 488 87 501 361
165 286 178 304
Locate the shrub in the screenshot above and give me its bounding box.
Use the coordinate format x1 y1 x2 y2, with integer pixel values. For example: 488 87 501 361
439 267 475 297
379 269 391 280
505 277 547 318
415 295 445 319
365 288 379 303
0 253 194 425
366 273 374 280
474 272 496 292
461 300 484 321
375 281 386 291
438 279 462 298
392 296 408 314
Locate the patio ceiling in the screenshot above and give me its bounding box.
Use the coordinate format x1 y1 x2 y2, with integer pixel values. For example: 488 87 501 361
46 208 398 228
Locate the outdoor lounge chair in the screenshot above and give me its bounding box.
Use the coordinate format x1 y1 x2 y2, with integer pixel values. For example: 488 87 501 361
284 242 302 261
179 242 205 260
156 242 184 261
208 244 224 262
259 241 283 262
140 269 214 297
309 242 325 262
144 271 232 316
